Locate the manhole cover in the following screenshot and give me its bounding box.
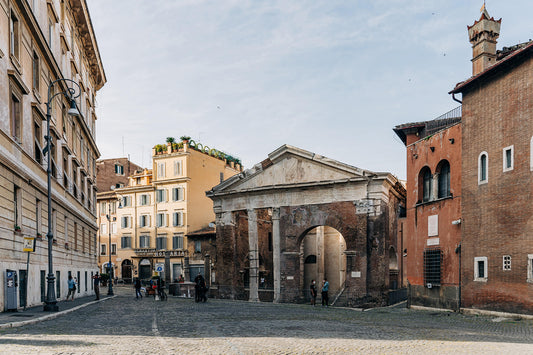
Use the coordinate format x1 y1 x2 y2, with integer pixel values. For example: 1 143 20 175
10 314 34 317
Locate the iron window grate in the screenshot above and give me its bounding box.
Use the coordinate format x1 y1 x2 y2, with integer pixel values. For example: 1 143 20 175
424 248 442 286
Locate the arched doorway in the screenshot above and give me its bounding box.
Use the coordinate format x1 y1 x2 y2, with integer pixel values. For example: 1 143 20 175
300 226 346 299
139 259 152 280
122 259 133 283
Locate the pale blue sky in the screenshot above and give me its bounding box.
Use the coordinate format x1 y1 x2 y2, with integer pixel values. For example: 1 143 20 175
87 1 532 180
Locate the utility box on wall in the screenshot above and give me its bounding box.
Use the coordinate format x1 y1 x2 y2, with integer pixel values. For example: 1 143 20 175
5 270 18 311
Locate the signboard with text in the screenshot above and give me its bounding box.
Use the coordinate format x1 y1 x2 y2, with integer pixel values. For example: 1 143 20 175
23 237 35 252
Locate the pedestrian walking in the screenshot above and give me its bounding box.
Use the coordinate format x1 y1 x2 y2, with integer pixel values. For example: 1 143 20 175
134 278 142 299
309 280 317 306
67 275 76 301
93 272 101 300
157 278 167 301
321 278 329 307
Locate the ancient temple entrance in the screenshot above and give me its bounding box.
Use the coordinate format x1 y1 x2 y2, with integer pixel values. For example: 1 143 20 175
300 226 346 299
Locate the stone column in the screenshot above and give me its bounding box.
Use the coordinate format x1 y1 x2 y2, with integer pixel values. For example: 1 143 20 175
432 173 440 200
248 209 259 302
272 207 281 303
184 256 190 282
204 254 211 286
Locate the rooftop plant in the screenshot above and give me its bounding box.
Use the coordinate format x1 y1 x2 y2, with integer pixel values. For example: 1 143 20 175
166 137 175 144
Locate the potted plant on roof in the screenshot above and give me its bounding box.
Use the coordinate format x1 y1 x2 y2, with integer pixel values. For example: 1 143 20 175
180 135 191 144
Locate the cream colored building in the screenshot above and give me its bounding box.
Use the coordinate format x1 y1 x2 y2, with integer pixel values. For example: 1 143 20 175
97 140 242 283
0 0 105 311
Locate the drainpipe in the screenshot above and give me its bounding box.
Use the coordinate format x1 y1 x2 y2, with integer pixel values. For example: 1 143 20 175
455 243 461 311
452 93 462 104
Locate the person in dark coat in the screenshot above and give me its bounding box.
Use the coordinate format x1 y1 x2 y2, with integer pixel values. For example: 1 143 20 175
309 280 317 306
134 278 142 299
194 273 206 303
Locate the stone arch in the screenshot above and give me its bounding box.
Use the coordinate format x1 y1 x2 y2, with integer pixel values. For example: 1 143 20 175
299 225 346 300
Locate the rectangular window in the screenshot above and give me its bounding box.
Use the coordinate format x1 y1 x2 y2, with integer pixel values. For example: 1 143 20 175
158 163 166 178
527 254 533 282
34 121 42 164
14 185 21 229
156 236 167 250
121 216 131 228
111 222 117 234
32 51 40 91
172 187 184 201
121 236 132 249
48 18 53 47
10 12 19 59
100 244 106 255
174 161 182 176
156 213 167 227
140 215 150 228
140 194 150 206
194 240 202 253
503 255 511 271
423 248 442 286
100 223 107 235
111 244 117 255
139 235 150 248
11 92 22 143
173 235 184 250
40 270 46 302
503 146 514 172
173 211 183 227
56 271 60 297
474 256 488 281
122 196 131 207
114 164 124 175
156 189 166 203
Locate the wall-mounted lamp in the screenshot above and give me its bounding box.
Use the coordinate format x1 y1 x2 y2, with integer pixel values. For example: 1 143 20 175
430 146 435 152
449 138 455 144
451 219 461 225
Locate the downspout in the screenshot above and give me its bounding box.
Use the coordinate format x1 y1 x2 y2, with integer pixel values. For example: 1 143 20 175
452 93 462 104
455 243 461 312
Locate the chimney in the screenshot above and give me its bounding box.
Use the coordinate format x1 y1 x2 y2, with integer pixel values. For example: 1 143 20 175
468 8 501 76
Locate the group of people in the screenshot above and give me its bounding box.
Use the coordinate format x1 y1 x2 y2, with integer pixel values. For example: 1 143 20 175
134 277 166 300
309 278 329 307
66 272 102 301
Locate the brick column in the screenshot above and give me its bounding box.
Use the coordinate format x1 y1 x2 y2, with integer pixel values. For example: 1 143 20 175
248 209 259 302
272 207 281 303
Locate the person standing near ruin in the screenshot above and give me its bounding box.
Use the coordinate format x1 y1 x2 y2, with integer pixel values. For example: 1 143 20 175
310 280 317 306
321 278 329 307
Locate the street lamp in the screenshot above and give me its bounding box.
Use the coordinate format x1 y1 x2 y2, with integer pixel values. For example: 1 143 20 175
43 79 80 312
106 195 122 296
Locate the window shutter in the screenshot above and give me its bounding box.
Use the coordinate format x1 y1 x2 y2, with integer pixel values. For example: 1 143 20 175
178 212 183 226
173 212 178 226
178 187 183 201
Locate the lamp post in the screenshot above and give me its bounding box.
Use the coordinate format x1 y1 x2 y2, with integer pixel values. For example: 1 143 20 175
43 79 80 312
106 200 114 296
106 195 122 296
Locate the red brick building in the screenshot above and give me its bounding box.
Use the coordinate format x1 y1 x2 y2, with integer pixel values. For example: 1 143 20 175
394 109 462 310
450 8 533 314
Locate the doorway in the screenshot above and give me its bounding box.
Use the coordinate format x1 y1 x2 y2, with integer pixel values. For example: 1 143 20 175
139 259 151 280
122 259 133 283
300 226 346 299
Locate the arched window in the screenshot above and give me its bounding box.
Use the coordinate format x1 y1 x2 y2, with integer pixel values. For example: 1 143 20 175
420 167 432 202
304 255 317 264
437 160 450 198
478 152 488 184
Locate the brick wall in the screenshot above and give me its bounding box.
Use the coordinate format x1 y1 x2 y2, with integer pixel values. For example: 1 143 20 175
461 55 533 314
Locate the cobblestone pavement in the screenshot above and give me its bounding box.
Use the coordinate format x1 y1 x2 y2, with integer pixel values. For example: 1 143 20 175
0 286 531 354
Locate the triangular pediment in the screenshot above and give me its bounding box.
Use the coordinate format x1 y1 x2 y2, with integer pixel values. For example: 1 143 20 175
209 145 372 194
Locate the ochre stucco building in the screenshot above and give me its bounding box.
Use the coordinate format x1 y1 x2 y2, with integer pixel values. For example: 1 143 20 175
96 139 241 283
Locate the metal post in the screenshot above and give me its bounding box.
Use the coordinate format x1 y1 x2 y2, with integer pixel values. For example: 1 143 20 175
43 101 58 312
107 201 114 295
43 78 80 312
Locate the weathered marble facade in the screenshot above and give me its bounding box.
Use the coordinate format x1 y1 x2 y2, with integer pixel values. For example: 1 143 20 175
207 145 406 306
